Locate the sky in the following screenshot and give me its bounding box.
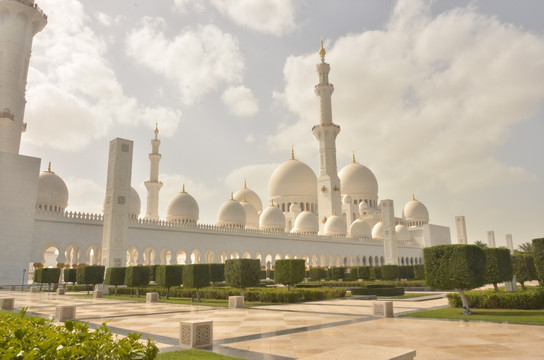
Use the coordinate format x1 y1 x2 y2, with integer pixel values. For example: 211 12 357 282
20 0 544 249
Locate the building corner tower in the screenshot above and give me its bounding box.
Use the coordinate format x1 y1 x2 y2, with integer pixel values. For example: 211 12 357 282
144 124 163 220
455 216 468 244
0 0 47 154
312 38 342 233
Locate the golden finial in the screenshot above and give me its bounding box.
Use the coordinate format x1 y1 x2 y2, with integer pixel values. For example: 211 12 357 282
230 192 234 200
333 210 337 216
243 179 247 189
291 146 295 160
47 161 51 172
352 151 356 163
319 36 326 62
154 122 159 139
242 194 247 202
412 193 416 201
182 184 186 193
398 220 401 226
270 199 275 206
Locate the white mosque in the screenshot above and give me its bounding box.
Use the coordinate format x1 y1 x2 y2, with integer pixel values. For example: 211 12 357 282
0 1 450 286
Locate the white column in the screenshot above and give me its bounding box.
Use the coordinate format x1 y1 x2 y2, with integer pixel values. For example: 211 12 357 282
0 1 47 154
101 138 133 268
144 125 163 220
505 234 513 252
455 216 468 244
312 39 342 233
487 231 496 248
381 199 398 265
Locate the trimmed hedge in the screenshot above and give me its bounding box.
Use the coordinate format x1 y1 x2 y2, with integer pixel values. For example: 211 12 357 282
124 266 149 296
447 288 544 310
381 265 400 281
105 267 126 286
143 265 159 282
225 259 260 296
66 285 94 292
414 264 425 280
34 268 61 286
155 265 183 288
372 267 382 280
209 263 225 284
533 238 544 282
399 265 415 280
63 268 77 284
511 254 538 290
274 259 305 290
356 266 371 280
76 265 105 287
327 267 346 280
351 286 405 296
483 247 513 291
309 268 327 281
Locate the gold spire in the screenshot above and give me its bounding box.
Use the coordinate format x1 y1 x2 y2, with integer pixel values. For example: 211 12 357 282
333 210 337 216
182 184 186 193
270 199 275 206
243 179 247 189
319 36 326 62
291 146 295 160
352 151 356 163
47 161 51 172
242 194 247 202
154 122 159 139
412 193 416 201
230 192 234 200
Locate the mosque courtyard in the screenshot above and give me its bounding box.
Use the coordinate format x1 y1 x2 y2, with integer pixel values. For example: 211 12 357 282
2 290 543 359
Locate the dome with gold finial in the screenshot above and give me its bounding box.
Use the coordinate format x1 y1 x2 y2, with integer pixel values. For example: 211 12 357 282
234 180 263 212
36 162 69 213
291 210 319 235
128 187 141 219
372 220 383 240
240 196 259 229
349 218 372 239
323 213 347 237
402 194 429 226
217 193 246 228
395 222 411 242
259 202 285 231
166 185 199 224
339 153 378 204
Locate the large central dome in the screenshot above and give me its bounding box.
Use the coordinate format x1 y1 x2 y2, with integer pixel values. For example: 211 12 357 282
269 158 317 199
338 160 378 198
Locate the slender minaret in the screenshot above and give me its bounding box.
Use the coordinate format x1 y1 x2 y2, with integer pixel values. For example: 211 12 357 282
144 123 163 220
455 216 468 244
312 37 342 233
0 0 47 154
505 234 513 253
487 230 496 248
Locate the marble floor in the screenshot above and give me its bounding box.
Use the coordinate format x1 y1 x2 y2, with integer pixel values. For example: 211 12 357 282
1 290 543 359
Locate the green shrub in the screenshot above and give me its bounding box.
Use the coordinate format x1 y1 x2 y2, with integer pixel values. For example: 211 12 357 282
209 263 225 284
63 268 77 284
381 265 399 281
183 264 210 301
66 285 93 292
143 265 159 282
0 309 158 359
309 268 327 281
274 259 305 290
399 265 415 280
124 266 149 297
413 264 425 280
511 254 538 290
344 269 358 281
532 238 544 282
483 247 513 291
372 267 382 280
446 288 544 310
155 265 183 299
424 244 486 314
356 266 371 280
104 267 126 295
328 267 346 280
351 287 404 296
76 265 105 290
34 268 61 290
225 259 260 297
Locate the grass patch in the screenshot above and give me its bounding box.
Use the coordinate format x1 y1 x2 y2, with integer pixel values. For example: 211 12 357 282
157 349 243 359
69 294 276 307
400 307 544 325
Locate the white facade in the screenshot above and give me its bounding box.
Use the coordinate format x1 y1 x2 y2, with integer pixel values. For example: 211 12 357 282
487 230 496 248
0 6 451 285
455 216 468 244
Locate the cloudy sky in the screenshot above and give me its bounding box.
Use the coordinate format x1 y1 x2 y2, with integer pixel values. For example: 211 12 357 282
21 0 544 248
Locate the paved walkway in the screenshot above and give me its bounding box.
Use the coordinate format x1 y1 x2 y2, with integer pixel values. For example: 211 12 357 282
1 290 543 359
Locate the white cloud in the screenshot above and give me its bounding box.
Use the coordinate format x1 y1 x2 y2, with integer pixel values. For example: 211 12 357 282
172 0 207 13
270 0 544 195
245 134 256 143
126 20 245 105
22 0 180 151
221 86 259 117
211 0 297 36
95 12 124 27
65 176 104 214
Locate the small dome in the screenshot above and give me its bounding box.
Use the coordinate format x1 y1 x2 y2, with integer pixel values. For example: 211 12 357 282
372 221 383 240
37 163 69 212
338 159 378 198
349 219 372 239
291 211 319 234
395 223 411 242
289 203 301 213
259 205 285 231
233 181 263 212
342 194 352 204
128 187 141 218
166 186 199 223
402 195 429 225
324 214 347 237
240 200 259 229
269 157 317 199
217 196 246 228
358 201 368 211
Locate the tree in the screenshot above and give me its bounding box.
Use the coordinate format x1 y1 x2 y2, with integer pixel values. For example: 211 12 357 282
155 265 183 299
104 267 126 295
124 266 149 297
473 240 488 248
63 268 77 285
76 265 105 294
208 263 225 286
274 259 305 291
381 265 400 281
34 268 61 291
532 238 544 283
424 245 486 315
483 247 513 292
517 242 533 253
224 259 260 297
511 254 538 290
183 264 210 302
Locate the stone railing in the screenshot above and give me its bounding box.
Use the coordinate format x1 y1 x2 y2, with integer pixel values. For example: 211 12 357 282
1 0 47 20
35 208 103 223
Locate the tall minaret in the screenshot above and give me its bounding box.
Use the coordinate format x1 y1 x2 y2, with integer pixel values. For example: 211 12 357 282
455 216 468 244
0 0 47 154
144 123 163 220
312 37 342 233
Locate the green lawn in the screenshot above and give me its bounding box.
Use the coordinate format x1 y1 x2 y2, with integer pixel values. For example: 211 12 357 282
400 307 544 325
157 349 243 359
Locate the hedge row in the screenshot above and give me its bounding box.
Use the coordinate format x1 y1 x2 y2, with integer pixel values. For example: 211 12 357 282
351 286 405 296
446 288 544 310
109 286 345 303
